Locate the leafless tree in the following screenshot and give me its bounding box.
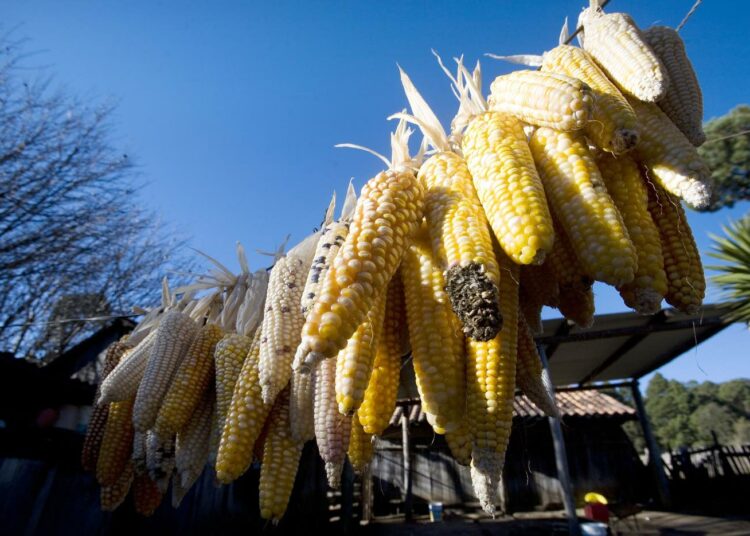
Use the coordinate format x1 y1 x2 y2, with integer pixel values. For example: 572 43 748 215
0 37 193 359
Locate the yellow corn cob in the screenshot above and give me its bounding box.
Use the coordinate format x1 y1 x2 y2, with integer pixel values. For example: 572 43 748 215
259 388 303 523
421 151 502 341
445 421 472 466
96 396 135 486
289 370 315 443
643 25 705 146
98 329 158 404
578 6 669 102
133 473 163 517
401 227 465 434
175 390 213 497
529 127 637 287
488 70 594 131
82 340 131 472
462 111 554 265
259 253 308 404
335 292 387 416
296 169 424 367
516 315 558 418
519 263 559 334
153 323 223 438
467 254 519 515
629 97 712 209
647 182 705 314
100 461 134 512
547 223 596 328
314 357 352 489
133 311 198 432
146 430 176 494
540 45 639 153
597 152 667 314
301 221 350 318
214 331 255 442
358 274 407 436
347 413 374 475
215 329 270 484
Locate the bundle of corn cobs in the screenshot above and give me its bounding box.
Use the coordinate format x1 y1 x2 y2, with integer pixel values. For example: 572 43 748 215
82 1 710 519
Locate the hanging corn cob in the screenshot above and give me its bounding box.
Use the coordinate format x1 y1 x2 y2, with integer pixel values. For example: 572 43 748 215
314 356 352 489
488 70 594 132
133 310 199 432
596 152 667 314
100 461 134 512
447 58 553 266
259 388 303 523
519 263 559 335
146 431 176 494
215 327 269 484
647 182 705 314
133 473 163 517
289 370 315 443
82 339 132 472
347 413 374 475
96 396 135 486
516 315 558 417
132 430 148 476
401 225 466 434
577 2 669 102
467 253 520 515
393 67 501 341
529 126 637 287
98 329 158 404
358 273 408 436
643 25 705 146
629 97 712 210
296 119 424 370
174 390 213 505
445 421 472 467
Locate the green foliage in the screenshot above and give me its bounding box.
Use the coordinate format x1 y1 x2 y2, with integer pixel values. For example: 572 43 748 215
709 215 750 323
698 105 750 211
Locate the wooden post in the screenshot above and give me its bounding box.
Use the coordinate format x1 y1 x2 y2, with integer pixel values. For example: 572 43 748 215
401 413 413 522
538 344 581 536
361 463 373 524
631 379 672 508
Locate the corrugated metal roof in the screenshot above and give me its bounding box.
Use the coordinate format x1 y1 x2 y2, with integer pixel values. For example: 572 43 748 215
389 389 636 427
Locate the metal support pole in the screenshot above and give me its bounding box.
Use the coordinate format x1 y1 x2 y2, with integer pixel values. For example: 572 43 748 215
631 379 672 508
538 344 581 536
401 414 413 521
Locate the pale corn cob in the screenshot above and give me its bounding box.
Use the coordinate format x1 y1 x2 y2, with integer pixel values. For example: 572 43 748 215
146 430 176 494
296 168 424 368
82 340 131 472
289 370 315 443
259 389 303 523
462 111 554 265
214 331 255 442
643 25 705 146
401 226 466 434
529 127 637 287
445 421 472 466
301 221 350 318
98 329 158 404
132 431 148 476
629 98 712 209
314 356 352 489
647 182 705 314
540 45 639 153
347 413 374 475
578 6 669 102
215 328 270 484
133 474 163 517
335 292 387 416
358 274 407 436
516 315 558 418
153 323 223 437
597 152 667 314
421 151 502 341
96 396 135 486
488 70 594 131
175 390 213 493
468 254 519 515
100 461 134 512
519 263 559 334
259 253 308 405
133 311 198 432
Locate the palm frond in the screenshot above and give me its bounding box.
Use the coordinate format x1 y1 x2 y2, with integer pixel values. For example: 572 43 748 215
709 214 750 323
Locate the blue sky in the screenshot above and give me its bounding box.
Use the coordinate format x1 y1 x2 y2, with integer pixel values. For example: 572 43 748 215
6 1 749 387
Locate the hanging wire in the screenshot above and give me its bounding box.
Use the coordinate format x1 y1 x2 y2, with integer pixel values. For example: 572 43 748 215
563 0 612 45
677 0 703 32
3 313 139 329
